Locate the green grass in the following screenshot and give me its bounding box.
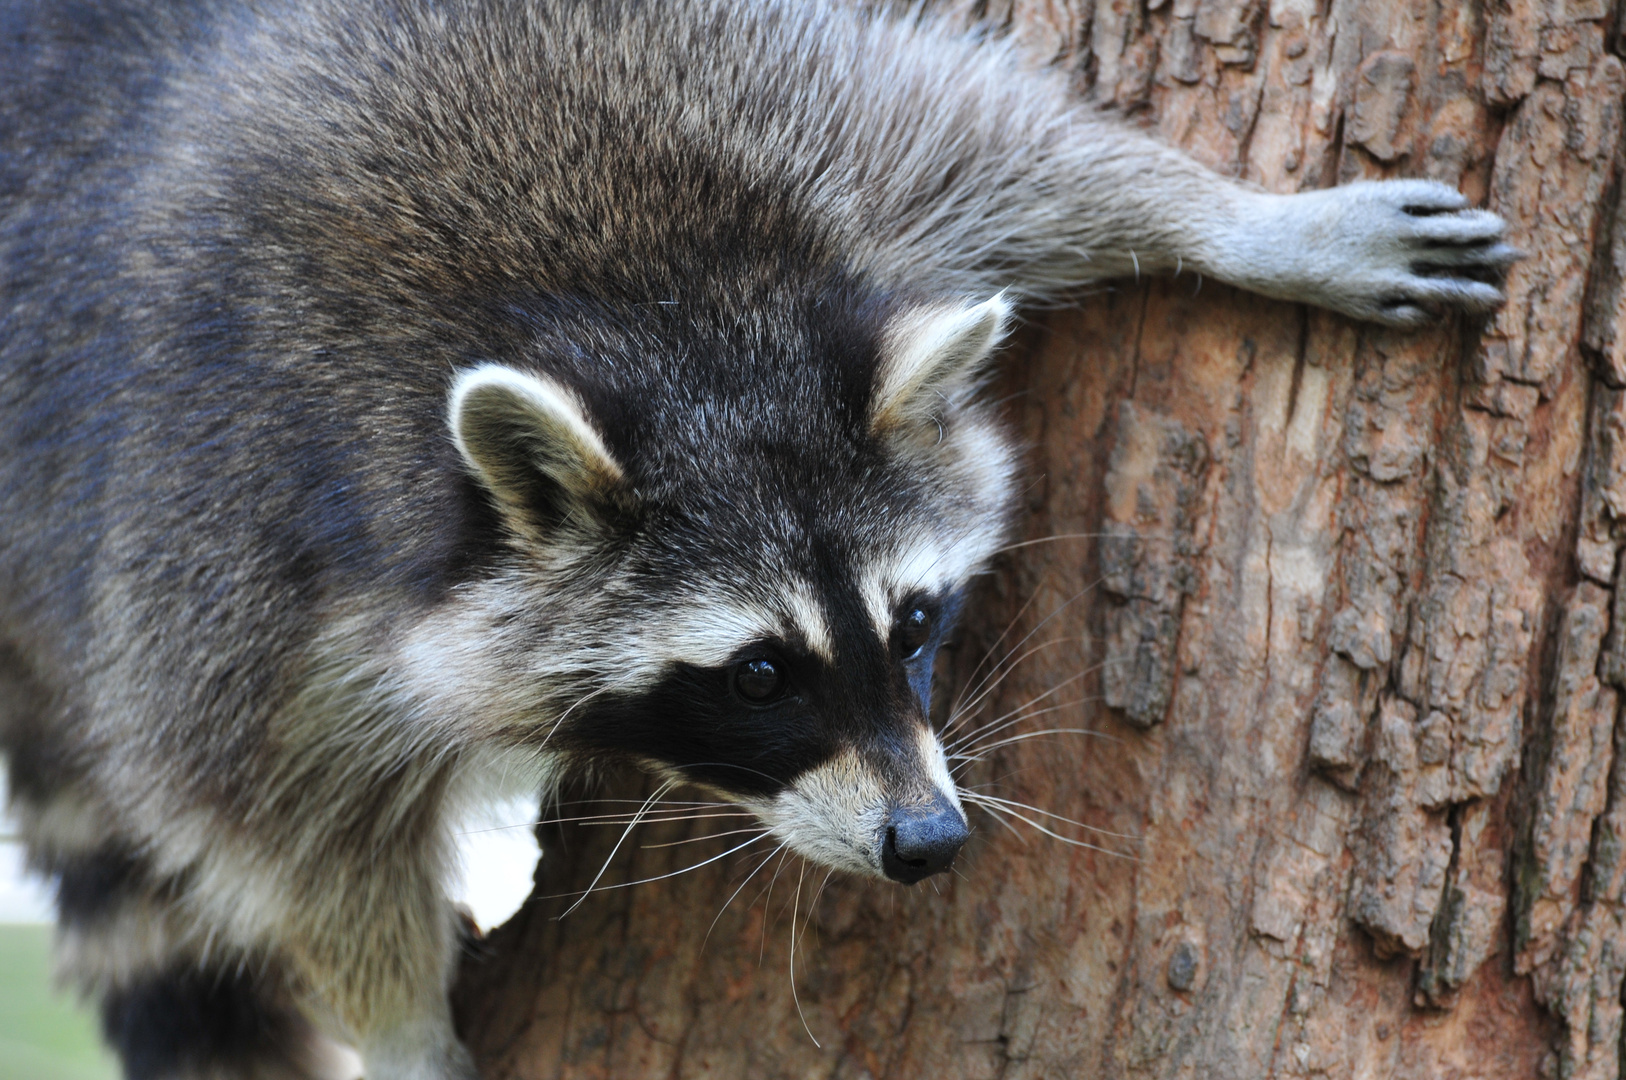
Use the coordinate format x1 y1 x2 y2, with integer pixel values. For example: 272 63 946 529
0 924 118 1080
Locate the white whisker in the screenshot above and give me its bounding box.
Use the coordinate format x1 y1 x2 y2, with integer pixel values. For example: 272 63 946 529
953 725 1118 756
993 531 1176 556
549 829 770 906
758 847 794 964
640 826 768 849
464 807 754 834
539 673 638 749
951 723 1116 775
962 796 1137 859
949 584 1045 720
965 792 1140 840
946 635 1083 734
802 868 835 944
554 779 675 918
555 798 737 807
949 573 1109 722
945 571 1114 732
949 703 1096 759
974 800 1029 844
789 860 820 1048
946 668 1090 753
547 808 753 826
705 840 789 948
947 652 1134 762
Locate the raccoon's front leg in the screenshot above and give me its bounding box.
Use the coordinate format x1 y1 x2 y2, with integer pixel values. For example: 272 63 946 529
1208 179 1518 327
853 43 1517 325
167 793 480 1078
287 861 478 1080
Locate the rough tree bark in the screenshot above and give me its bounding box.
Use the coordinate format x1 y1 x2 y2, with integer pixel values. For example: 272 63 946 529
451 2 1626 1077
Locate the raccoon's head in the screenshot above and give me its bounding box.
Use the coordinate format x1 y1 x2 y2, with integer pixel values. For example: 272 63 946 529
433 291 1018 884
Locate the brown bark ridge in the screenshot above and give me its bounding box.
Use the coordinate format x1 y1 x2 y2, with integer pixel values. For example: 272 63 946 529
451 2 1626 1077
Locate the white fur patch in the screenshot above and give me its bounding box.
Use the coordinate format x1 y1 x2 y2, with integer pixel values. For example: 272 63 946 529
638 583 835 668
9 788 106 859
448 364 623 506
747 747 888 877
873 294 1012 430
148 811 299 958
783 584 835 661
644 598 782 669
915 724 963 817
54 901 189 994
361 1007 478 1080
858 528 996 637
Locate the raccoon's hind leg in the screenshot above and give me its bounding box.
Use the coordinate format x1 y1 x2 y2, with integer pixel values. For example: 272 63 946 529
44 814 471 1079
100 958 356 1080
50 843 359 1080
2 658 353 1079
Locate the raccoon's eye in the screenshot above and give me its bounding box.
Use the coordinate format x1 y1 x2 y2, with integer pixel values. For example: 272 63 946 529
733 658 786 703
896 607 933 659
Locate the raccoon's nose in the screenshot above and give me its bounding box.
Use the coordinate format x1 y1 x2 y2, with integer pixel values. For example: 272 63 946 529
880 796 968 884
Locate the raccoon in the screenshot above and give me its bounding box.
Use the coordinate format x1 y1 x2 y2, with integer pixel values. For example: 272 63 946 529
0 0 1513 1076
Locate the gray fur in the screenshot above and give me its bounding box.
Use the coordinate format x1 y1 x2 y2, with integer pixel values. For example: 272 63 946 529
0 0 1508 1075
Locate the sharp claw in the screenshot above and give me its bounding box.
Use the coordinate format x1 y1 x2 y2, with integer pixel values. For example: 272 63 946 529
1374 304 1431 328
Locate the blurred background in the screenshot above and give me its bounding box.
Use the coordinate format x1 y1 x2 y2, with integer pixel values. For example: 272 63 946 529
0 774 112 1080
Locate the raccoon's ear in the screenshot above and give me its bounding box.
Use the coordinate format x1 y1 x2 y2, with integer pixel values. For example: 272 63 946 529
872 293 1013 434
449 364 627 536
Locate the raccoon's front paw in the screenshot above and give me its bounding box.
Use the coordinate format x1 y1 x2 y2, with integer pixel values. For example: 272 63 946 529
1254 179 1519 328
361 1019 481 1080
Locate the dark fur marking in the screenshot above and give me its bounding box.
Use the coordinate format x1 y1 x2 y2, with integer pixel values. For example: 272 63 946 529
55 846 145 926
101 964 310 1080
559 584 964 796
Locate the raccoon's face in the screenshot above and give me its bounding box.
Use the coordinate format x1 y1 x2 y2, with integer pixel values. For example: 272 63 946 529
439 293 1017 884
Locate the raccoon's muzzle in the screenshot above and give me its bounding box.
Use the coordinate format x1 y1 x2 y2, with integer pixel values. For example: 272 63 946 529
880 791 967 884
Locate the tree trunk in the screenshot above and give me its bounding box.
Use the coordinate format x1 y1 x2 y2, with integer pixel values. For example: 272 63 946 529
451 2 1626 1076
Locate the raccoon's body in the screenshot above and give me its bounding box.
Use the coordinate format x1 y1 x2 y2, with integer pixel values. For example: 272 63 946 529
0 1 1512 1076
